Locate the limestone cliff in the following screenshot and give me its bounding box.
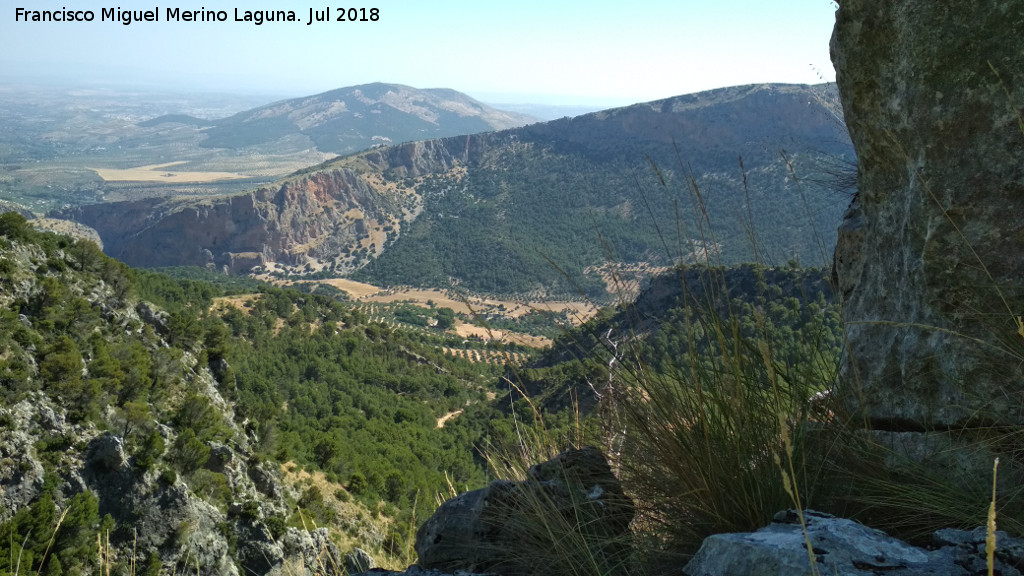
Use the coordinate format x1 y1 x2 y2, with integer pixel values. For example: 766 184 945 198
60 167 409 274
831 2 1024 428
56 132 520 275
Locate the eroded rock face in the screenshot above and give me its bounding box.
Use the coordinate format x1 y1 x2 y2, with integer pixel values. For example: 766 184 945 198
415 446 634 576
59 169 401 274
831 1 1024 429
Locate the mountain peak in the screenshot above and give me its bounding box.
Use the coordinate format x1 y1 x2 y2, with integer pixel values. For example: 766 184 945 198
198 83 537 154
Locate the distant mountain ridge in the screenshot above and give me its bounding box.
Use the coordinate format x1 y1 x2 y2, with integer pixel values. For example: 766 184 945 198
61 83 853 298
145 82 538 155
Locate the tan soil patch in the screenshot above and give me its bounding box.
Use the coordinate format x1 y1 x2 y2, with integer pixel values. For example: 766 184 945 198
308 278 383 298
522 301 600 325
503 332 552 348
586 262 673 302
317 276 382 295
436 410 463 428
210 294 260 312
278 462 406 569
363 288 480 315
452 321 551 348
454 321 497 340
91 161 248 183
258 275 595 349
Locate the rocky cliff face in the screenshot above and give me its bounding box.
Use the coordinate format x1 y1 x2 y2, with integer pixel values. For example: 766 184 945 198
831 1 1024 429
60 167 409 274
56 132 517 275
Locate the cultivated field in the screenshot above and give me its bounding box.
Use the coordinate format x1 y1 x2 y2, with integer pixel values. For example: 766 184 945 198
90 161 248 183
452 321 552 349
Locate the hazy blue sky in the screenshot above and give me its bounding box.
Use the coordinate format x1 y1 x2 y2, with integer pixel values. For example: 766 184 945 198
2 0 838 105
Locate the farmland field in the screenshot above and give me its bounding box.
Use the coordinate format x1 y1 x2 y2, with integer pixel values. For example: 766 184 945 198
90 161 249 183
0 85 332 212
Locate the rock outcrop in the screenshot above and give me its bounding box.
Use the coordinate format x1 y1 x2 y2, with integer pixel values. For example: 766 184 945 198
684 509 1024 576
831 1 1024 430
414 446 634 576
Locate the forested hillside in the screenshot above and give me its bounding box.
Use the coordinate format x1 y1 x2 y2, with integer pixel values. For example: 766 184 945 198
0 214 522 574
512 263 842 411
196 83 536 154
350 83 854 297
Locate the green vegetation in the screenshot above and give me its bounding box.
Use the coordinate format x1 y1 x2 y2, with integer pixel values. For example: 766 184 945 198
0 484 114 576
6 183 1015 575
199 82 526 155
223 287 507 521
354 138 849 299
350 86 851 298
0 214 521 569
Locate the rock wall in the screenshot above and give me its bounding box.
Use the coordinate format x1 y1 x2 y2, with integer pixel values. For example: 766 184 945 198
55 135 494 274
831 1 1024 429
60 168 398 274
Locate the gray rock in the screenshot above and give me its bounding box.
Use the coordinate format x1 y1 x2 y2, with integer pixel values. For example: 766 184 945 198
831 0 1024 430
248 462 282 499
349 568 489 576
136 301 170 336
0 426 46 520
279 527 344 574
205 441 233 473
132 484 239 576
932 527 1024 575
35 404 62 431
85 432 127 471
344 547 375 574
683 510 1023 576
350 568 490 576
235 522 284 576
415 446 633 576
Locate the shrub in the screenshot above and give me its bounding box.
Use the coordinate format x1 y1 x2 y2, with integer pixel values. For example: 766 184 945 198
189 470 231 509
172 429 209 472
347 472 367 495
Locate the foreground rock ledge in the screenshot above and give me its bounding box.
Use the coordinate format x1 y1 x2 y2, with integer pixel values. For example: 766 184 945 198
683 510 1024 576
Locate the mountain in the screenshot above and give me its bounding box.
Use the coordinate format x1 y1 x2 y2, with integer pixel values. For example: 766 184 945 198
57 83 853 299
137 113 215 127
183 82 538 154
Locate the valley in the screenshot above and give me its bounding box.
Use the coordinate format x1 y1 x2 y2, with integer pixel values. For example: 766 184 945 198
3 2 1022 575
17 82 852 307
0 78 856 575
276 276 598 358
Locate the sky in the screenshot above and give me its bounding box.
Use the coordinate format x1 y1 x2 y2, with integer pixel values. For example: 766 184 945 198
1 0 838 106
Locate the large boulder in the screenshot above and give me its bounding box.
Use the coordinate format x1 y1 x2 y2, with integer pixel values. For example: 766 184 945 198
415 446 634 576
831 1 1024 430
684 509 1024 576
